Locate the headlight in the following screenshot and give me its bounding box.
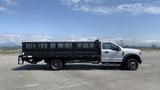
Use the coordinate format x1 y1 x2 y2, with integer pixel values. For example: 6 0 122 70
139 52 141 55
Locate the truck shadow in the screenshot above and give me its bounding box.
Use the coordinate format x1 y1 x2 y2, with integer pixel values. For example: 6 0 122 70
12 64 122 71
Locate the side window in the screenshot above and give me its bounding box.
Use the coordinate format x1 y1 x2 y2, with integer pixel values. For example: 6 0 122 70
57 43 63 48
26 43 36 49
89 43 94 48
50 43 56 49
83 43 89 48
103 43 112 49
110 43 119 50
38 43 41 49
44 43 48 49
77 43 82 48
26 43 30 49
64 43 72 48
38 43 47 49
103 43 119 50
32 43 37 49
25 43 36 49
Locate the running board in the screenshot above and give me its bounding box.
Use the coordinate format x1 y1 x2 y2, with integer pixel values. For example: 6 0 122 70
101 62 121 66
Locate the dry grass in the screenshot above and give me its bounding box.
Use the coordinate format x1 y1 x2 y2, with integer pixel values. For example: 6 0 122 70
0 49 21 56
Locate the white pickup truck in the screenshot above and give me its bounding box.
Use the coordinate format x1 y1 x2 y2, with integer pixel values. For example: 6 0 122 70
18 40 142 70
101 42 142 70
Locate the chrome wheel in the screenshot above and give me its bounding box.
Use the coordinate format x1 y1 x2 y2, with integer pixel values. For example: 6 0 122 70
127 59 138 70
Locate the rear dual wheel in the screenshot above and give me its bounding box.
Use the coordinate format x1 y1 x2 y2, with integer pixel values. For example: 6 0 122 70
50 59 63 70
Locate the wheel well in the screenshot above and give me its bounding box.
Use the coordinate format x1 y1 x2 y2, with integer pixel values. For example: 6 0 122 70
44 59 65 64
123 54 142 64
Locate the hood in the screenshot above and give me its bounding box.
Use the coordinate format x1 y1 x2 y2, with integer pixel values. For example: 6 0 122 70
122 48 141 53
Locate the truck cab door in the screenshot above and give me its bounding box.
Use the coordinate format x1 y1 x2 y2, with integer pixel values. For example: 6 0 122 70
101 42 124 62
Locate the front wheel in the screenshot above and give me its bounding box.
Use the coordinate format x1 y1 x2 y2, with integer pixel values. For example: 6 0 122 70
50 59 63 70
126 59 138 70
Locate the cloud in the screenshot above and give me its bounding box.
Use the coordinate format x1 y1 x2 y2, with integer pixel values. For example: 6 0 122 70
117 3 160 15
0 33 21 42
144 40 160 43
4 0 17 6
69 35 97 41
0 6 7 11
0 33 56 47
61 0 160 15
0 0 17 13
24 35 55 42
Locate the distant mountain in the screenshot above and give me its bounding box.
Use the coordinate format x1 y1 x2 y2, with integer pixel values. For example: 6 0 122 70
0 33 160 48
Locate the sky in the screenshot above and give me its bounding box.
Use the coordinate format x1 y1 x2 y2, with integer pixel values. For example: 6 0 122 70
0 0 160 46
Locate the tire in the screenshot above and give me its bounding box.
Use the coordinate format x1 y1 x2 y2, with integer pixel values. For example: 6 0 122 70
50 59 63 70
126 58 138 70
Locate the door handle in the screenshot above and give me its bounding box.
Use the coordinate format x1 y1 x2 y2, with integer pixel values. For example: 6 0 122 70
105 51 109 53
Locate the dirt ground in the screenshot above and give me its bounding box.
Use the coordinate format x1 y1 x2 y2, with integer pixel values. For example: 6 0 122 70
0 50 160 90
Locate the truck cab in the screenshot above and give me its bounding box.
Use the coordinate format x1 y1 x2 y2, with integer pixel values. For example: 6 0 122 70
101 42 142 70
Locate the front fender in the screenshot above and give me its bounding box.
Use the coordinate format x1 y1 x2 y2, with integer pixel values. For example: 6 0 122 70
123 54 142 64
